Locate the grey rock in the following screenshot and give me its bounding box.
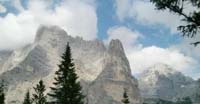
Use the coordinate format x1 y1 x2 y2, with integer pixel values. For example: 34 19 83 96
138 63 197 102
0 50 12 70
87 40 141 104
0 25 141 104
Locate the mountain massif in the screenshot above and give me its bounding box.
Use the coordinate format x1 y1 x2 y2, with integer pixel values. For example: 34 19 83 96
0 25 199 104
0 26 141 104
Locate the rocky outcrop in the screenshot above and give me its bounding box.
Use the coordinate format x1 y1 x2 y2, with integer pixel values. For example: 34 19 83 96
87 40 141 104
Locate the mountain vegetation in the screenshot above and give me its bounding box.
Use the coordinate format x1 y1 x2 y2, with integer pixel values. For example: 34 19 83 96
22 91 32 104
20 44 85 104
121 89 130 104
48 43 85 104
143 97 193 104
32 80 47 104
0 81 5 104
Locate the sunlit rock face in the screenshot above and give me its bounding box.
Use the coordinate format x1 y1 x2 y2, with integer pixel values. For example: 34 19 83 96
87 40 141 104
0 25 141 104
138 63 198 103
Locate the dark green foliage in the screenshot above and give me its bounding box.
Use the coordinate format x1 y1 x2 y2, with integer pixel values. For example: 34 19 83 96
48 43 84 104
150 0 200 45
23 91 32 104
32 80 47 104
143 98 175 104
182 97 193 104
143 97 193 104
194 79 200 102
155 99 175 104
121 89 130 104
0 81 5 104
176 97 192 104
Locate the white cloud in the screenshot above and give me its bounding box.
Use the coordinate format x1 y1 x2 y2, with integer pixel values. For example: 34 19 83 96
113 0 200 78
129 1 181 33
128 46 197 74
12 0 24 12
106 26 142 50
115 0 132 21
0 3 6 13
170 34 200 78
171 36 200 58
0 0 97 50
106 26 197 77
115 0 182 33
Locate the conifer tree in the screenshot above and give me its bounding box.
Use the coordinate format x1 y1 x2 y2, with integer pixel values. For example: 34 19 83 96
0 81 5 104
32 80 47 104
23 90 32 104
182 97 192 104
48 43 84 104
121 89 130 104
176 97 193 104
150 0 200 45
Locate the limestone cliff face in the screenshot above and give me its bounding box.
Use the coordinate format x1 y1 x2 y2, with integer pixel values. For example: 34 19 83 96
87 40 141 104
0 25 141 104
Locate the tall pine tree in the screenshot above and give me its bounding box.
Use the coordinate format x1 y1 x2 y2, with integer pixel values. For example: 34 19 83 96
0 80 5 104
121 89 130 104
23 90 32 104
32 80 47 104
48 43 84 104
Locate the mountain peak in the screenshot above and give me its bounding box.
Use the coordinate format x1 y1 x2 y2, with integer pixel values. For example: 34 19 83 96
34 25 68 43
108 39 125 57
139 63 195 101
142 63 177 77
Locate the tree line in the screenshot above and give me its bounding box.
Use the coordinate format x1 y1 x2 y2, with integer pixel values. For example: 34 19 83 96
143 97 193 104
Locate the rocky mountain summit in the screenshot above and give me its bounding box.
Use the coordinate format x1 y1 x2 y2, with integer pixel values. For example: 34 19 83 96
138 63 199 103
0 25 141 104
87 40 141 104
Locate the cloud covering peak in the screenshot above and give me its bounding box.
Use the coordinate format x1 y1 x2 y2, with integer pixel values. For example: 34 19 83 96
0 0 97 50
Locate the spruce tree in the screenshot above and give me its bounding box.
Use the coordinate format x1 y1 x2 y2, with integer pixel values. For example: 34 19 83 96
121 89 130 104
32 80 47 104
23 90 32 104
48 43 84 104
0 81 5 104
182 97 192 104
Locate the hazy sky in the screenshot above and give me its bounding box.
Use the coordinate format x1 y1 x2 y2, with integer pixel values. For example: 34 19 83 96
0 0 200 79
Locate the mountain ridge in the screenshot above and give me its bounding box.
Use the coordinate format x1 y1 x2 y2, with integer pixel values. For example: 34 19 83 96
0 25 142 104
